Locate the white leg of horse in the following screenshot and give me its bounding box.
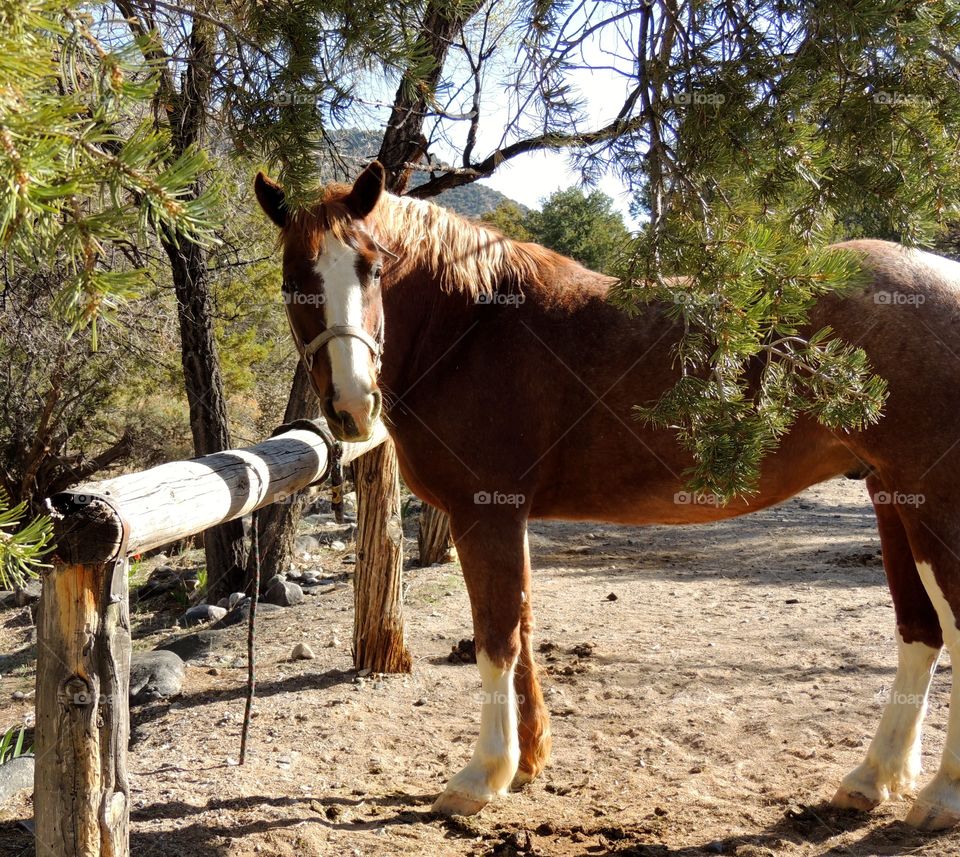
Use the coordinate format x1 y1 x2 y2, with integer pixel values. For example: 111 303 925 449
832 632 940 810
906 561 960 829
433 651 520 815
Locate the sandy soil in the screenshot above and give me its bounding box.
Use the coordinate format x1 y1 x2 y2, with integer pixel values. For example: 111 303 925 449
3 477 960 856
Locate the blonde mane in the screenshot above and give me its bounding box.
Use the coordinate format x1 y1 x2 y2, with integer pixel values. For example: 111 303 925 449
368 192 562 297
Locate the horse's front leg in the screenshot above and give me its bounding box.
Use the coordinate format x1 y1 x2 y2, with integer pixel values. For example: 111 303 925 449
433 512 529 815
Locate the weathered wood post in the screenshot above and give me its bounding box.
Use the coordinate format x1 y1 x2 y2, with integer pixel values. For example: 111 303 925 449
417 503 455 567
35 496 130 857
353 439 412 673
34 423 394 857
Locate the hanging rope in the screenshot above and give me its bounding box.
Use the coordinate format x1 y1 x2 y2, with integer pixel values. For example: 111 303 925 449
239 508 260 765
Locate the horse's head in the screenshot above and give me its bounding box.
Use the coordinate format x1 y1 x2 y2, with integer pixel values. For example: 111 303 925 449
255 162 388 442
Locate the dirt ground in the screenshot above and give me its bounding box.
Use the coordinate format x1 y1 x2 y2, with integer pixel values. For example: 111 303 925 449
4 477 960 856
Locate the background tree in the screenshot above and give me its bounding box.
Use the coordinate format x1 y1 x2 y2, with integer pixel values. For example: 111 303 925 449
483 187 630 273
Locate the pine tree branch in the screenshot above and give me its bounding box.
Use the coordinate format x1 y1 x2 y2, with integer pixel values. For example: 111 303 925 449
406 113 644 200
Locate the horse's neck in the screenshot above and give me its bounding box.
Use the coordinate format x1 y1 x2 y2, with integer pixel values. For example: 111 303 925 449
379 265 481 398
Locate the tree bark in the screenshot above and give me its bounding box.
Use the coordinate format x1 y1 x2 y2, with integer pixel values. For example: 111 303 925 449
246 362 320 592
352 440 412 673
418 502 455 566
161 233 247 600
158 16 246 601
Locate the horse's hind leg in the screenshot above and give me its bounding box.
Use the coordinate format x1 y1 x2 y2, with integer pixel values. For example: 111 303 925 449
832 475 942 811
892 497 960 830
432 512 528 816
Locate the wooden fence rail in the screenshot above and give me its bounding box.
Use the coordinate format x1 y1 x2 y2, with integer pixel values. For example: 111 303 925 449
35 421 390 857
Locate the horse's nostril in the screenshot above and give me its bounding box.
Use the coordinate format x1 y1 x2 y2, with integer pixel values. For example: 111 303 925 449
337 411 359 438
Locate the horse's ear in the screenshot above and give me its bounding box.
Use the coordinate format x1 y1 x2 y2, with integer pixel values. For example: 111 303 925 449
254 171 287 228
346 161 385 218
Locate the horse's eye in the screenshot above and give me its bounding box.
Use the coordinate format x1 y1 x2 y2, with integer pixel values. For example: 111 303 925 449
372 265 382 281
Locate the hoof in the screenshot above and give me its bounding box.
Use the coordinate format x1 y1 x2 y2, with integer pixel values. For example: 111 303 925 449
831 785 883 812
905 801 960 831
511 767 536 790
432 788 491 816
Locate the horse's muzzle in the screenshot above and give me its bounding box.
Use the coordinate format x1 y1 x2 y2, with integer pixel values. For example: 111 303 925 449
323 389 382 442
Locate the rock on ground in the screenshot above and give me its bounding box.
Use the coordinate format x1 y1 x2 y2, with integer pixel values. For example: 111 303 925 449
0 756 34 806
213 600 285 628
179 604 228 628
291 642 315 660
263 575 303 607
130 650 185 702
155 629 227 661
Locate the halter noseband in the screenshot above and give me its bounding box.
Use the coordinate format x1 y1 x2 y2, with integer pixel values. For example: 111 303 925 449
297 323 383 372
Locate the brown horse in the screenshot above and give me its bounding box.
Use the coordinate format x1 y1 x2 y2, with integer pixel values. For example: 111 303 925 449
256 161 960 830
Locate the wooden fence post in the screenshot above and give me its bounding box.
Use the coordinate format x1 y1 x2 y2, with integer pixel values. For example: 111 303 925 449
353 439 412 673
417 503 455 567
35 549 130 857
33 423 400 855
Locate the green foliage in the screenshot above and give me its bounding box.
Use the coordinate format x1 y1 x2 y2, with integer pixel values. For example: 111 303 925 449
0 487 53 590
483 187 630 274
0 0 220 341
595 0 960 500
481 201 534 242
526 187 630 273
0 725 32 763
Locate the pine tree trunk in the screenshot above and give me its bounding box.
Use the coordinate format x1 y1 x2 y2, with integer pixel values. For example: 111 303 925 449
162 233 247 600
418 502 455 566
247 362 320 591
352 440 412 673
159 16 246 602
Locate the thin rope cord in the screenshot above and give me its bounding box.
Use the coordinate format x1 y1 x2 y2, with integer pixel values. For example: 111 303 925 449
239 511 260 764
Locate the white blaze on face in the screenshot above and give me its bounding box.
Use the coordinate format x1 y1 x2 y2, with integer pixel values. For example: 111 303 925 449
314 235 372 408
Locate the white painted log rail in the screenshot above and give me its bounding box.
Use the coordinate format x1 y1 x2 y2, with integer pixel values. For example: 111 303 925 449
35 421 388 857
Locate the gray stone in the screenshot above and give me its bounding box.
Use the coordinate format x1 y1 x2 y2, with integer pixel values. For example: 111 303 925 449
329 540 346 551
13 579 41 607
155 629 228 661
0 756 34 805
263 578 303 607
291 642 315 660
228 591 245 609
137 565 200 600
213 599 285 628
130 650 185 701
295 535 321 555
178 603 228 628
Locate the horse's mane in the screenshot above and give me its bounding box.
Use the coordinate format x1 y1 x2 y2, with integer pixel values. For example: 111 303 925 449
285 184 588 298
368 192 568 297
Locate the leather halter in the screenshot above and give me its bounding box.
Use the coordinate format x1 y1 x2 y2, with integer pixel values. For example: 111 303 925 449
298 323 382 372
283 239 394 380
